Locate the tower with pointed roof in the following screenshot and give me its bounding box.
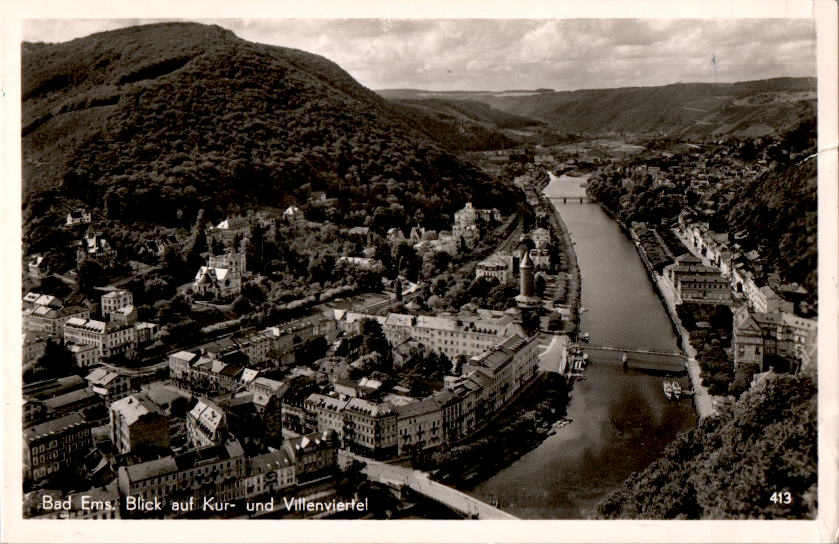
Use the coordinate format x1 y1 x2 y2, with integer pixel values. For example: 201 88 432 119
515 249 541 309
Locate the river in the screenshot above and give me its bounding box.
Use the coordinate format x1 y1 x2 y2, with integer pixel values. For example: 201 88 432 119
468 172 697 519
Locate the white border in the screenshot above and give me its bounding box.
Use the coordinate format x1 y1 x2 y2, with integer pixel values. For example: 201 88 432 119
2 1 837 543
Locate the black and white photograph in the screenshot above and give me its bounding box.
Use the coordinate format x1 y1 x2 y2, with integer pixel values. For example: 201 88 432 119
4 1 837 542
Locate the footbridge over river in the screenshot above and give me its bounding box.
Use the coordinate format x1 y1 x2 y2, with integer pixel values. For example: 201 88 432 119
570 344 686 374
362 461 519 519
554 195 596 203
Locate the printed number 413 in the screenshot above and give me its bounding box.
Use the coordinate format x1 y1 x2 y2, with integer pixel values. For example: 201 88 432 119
770 491 792 505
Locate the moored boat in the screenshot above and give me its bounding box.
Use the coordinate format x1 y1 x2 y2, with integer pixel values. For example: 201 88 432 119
663 381 673 400
672 381 682 399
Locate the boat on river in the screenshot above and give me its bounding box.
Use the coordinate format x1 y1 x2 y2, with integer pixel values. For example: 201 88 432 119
672 381 682 400
663 381 673 400
581 332 590 343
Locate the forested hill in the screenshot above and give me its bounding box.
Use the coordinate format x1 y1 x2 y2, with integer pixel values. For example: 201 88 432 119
22 22 521 246
596 371 817 519
391 98 542 153
379 79 816 139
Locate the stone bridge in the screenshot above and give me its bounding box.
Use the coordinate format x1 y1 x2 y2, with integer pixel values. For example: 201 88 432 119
362 462 519 519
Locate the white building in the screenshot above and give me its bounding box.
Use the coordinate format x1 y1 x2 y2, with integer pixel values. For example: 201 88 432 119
63 318 137 361
66 209 92 226
187 398 227 448
101 290 133 319
475 255 512 283
377 310 524 360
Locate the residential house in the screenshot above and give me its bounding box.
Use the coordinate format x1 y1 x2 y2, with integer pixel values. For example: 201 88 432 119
187 398 228 448
23 304 90 338
242 450 296 499
281 432 338 484
117 440 247 517
284 205 304 225
66 209 92 226
395 397 444 455
342 399 397 459
110 394 170 454
68 342 99 369
305 393 350 439
63 317 137 362
76 232 117 267
475 255 513 283
101 290 133 319
193 240 247 299
23 413 93 482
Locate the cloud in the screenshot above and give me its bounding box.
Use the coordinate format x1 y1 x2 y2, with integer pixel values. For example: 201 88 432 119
22 18 816 91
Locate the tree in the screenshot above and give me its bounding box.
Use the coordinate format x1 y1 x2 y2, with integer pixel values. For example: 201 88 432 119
359 318 389 358
27 339 77 383
295 336 328 366
453 354 467 376
161 244 186 278
392 242 421 283
185 209 208 270
76 259 106 294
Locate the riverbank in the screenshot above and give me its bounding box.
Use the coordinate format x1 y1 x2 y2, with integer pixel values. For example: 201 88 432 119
471 182 698 518
540 173 582 337
627 225 717 419
428 372 571 488
654 276 717 419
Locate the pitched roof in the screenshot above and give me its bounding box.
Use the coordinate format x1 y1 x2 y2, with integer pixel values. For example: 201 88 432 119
41 389 97 410
188 399 225 433
111 394 164 425
24 413 89 442
345 398 395 417
395 397 440 419
248 450 293 475
121 456 178 483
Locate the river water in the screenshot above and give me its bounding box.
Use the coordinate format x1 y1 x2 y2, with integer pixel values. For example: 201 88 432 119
468 172 697 519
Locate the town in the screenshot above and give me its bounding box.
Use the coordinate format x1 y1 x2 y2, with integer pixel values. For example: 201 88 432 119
17 19 820 525
21 132 817 520
22 160 578 518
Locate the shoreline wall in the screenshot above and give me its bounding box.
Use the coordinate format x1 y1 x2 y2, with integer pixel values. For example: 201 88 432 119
539 190 582 338
627 223 717 419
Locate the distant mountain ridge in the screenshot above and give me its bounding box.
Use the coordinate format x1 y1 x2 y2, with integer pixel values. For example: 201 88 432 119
377 78 816 138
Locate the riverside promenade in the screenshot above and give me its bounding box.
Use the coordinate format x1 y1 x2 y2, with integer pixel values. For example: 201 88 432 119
655 274 717 419
541 171 583 337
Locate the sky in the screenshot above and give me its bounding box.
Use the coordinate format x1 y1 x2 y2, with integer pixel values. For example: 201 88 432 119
22 18 816 92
